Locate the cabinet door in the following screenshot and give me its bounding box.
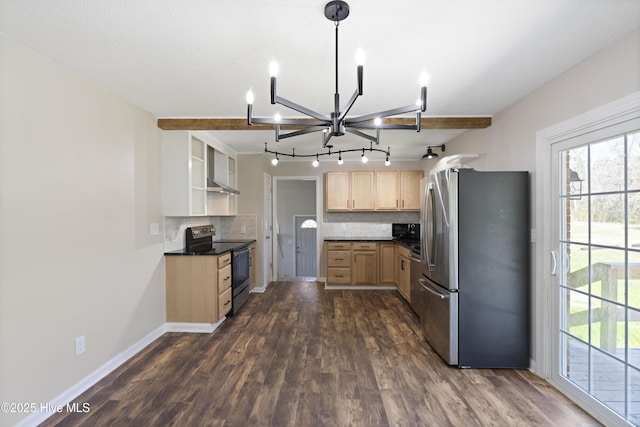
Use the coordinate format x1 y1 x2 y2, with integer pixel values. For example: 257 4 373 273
352 250 377 284
398 255 411 301
325 172 350 211
351 171 375 211
378 243 397 284
400 170 422 211
375 171 400 210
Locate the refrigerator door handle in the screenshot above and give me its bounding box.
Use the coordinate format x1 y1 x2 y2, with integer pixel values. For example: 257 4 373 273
551 250 557 275
419 277 449 300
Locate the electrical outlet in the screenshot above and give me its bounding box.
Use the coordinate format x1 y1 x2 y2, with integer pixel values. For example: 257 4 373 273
150 223 159 235
75 336 86 356
240 225 247 234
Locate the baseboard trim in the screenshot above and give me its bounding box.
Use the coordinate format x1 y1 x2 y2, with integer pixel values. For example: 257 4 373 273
16 324 167 427
165 319 225 333
324 285 398 291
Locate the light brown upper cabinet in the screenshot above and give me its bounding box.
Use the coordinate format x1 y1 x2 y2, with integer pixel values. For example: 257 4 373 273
325 171 375 211
326 170 422 212
375 170 400 210
399 170 422 210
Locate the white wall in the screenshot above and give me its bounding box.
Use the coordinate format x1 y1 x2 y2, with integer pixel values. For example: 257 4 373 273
430 28 640 370
0 35 165 426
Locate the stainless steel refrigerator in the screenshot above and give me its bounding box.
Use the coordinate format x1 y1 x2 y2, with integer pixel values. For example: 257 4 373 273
410 168 530 368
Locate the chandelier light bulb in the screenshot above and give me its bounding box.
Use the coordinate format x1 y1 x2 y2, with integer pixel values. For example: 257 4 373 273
274 112 282 122
373 117 382 126
338 157 344 165
312 158 319 168
269 60 279 77
246 89 255 105
420 70 429 87
361 154 368 164
385 156 390 166
271 157 279 166
355 48 365 66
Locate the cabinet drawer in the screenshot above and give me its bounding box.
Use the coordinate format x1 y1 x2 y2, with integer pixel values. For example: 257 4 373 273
327 267 351 284
218 264 232 293
327 242 351 250
352 242 377 250
218 287 232 318
218 253 231 268
327 250 351 267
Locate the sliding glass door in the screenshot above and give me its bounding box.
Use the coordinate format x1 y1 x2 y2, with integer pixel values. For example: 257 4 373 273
554 128 640 425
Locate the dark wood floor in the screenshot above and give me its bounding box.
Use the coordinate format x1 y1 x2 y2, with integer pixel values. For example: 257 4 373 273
41 281 600 426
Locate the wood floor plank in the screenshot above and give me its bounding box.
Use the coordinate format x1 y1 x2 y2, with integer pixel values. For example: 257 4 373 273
41 281 600 427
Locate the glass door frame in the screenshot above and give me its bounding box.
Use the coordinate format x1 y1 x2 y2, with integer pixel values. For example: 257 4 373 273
535 92 640 427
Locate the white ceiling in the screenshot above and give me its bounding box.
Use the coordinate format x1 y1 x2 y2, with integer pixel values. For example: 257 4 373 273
1 0 639 161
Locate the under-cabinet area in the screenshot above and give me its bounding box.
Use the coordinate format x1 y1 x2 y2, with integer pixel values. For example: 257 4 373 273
325 239 413 301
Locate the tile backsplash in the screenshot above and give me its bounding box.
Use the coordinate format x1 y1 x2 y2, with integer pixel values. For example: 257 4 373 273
164 215 257 251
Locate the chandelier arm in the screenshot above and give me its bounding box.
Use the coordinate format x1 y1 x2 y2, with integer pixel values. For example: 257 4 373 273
345 127 379 144
274 127 328 140
323 131 333 148
345 104 421 125
337 88 361 122
250 117 328 127
352 123 417 130
274 95 331 121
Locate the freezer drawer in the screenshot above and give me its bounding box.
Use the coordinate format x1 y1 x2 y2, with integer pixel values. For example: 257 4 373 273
417 275 458 365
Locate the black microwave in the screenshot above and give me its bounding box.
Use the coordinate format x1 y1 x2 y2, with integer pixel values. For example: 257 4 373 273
392 223 420 240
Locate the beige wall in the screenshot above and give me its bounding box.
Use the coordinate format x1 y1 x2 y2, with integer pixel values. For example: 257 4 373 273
427 28 640 369
0 35 165 425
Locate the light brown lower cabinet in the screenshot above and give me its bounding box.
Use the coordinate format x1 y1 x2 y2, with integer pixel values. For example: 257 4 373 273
378 242 397 285
397 245 411 301
166 252 232 323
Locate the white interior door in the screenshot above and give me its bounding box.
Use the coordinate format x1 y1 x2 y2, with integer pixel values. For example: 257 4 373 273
295 216 317 278
263 173 273 286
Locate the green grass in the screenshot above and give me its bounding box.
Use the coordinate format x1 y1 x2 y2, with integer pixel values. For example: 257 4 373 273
564 221 640 349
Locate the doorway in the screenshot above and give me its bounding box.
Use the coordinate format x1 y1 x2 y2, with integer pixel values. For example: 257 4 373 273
274 177 319 280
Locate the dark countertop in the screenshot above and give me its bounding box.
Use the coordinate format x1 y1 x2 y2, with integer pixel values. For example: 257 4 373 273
165 239 256 256
324 236 394 242
324 237 420 254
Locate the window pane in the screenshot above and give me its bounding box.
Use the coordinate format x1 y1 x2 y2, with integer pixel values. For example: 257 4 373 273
630 366 640 425
562 333 589 391
592 349 626 416
630 308 640 369
564 243 589 290
590 136 625 193
591 194 625 248
591 248 626 303
630 193 640 249
561 145 589 197
563 289 589 342
563 197 588 244
590 295 625 357
629 131 640 191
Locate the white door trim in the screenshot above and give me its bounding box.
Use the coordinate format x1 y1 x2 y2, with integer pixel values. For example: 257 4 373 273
535 91 640 426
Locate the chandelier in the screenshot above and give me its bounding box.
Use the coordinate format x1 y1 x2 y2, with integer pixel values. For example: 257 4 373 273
245 0 428 155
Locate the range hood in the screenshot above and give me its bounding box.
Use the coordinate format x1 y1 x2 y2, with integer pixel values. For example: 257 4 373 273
207 146 240 195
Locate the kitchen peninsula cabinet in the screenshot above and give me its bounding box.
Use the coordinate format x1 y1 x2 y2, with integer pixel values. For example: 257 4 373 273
325 170 421 212
397 245 411 301
166 252 231 323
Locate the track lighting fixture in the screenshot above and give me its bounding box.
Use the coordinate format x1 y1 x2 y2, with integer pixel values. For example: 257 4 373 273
265 142 389 165
422 144 446 160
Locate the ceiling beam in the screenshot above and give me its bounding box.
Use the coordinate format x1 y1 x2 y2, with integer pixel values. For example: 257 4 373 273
156 117 492 131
